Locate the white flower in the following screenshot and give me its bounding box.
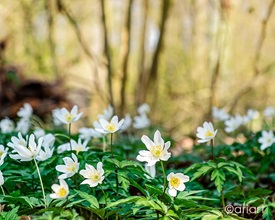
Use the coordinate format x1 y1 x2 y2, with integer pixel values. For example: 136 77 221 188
56 153 79 179
0 171 4 186
92 121 104 137
145 164 156 179
0 118 14 133
119 114 132 132
258 130 275 151
137 103 150 115
137 130 171 166
10 134 43 161
57 143 70 154
263 107 275 119
167 172 189 197
7 132 27 149
17 103 33 119
52 108 63 126
98 105 114 121
212 107 230 121
243 109 259 125
36 143 54 161
0 145 8 166
79 162 104 187
96 115 124 134
70 138 89 154
196 122 218 143
55 105 83 124
16 118 30 135
50 179 69 199
79 127 102 140
42 134 55 148
224 115 243 133
34 128 45 139
133 113 150 129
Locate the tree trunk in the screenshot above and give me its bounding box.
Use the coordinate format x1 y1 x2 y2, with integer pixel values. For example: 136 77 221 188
119 0 133 115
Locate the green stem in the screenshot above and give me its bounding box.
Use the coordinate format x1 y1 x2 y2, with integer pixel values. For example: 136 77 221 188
211 139 215 161
103 136 106 152
160 161 167 201
68 123 72 151
0 186 5 196
110 133 113 158
221 188 225 210
34 159 47 208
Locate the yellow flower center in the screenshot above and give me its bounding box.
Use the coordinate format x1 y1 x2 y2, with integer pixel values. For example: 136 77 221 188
150 145 162 158
106 123 115 132
170 177 180 188
89 172 101 182
75 146 83 154
0 151 3 157
205 130 213 137
65 113 73 122
66 163 77 172
57 187 67 197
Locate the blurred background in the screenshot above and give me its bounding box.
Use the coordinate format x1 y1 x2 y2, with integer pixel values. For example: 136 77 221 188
1 0 275 138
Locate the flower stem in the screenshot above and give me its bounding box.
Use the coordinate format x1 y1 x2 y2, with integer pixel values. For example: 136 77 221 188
211 139 215 161
34 159 47 208
68 123 72 151
221 188 225 210
0 186 5 196
160 161 167 201
103 136 106 152
110 133 113 158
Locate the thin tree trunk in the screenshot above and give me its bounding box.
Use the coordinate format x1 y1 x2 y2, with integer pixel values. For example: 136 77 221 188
45 0 58 78
119 0 133 115
100 0 114 108
144 0 171 100
136 0 149 106
228 0 275 112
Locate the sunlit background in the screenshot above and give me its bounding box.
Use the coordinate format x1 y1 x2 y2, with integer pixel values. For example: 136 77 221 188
1 0 275 139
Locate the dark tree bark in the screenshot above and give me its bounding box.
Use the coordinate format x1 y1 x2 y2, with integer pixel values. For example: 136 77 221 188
119 0 133 115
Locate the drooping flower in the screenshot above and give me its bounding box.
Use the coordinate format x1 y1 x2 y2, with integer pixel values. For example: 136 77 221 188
0 145 8 166
145 164 156 179
137 103 150 115
56 153 79 179
17 103 33 119
96 115 124 134
0 171 4 186
52 108 63 126
79 162 104 187
55 105 83 125
98 105 114 121
50 179 69 199
133 113 150 129
70 138 89 154
34 128 46 139
167 172 189 197
212 107 230 121
137 130 171 166
0 118 14 133
57 143 70 154
79 127 102 140
196 122 218 143
36 144 54 161
10 134 43 161
16 118 30 135
119 114 132 132
224 115 243 133
263 106 275 119
258 130 275 151
42 134 55 148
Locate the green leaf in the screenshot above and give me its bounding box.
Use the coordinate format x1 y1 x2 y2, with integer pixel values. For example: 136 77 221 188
75 190 99 209
3 206 20 220
191 165 214 181
262 206 272 220
223 166 242 182
211 170 225 192
106 196 142 209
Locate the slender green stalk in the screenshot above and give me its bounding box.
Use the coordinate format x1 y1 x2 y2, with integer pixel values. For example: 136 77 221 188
103 136 106 152
221 188 225 210
34 159 47 208
0 186 5 196
160 161 167 201
210 139 215 161
110 133 113 157
68 123 72 151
